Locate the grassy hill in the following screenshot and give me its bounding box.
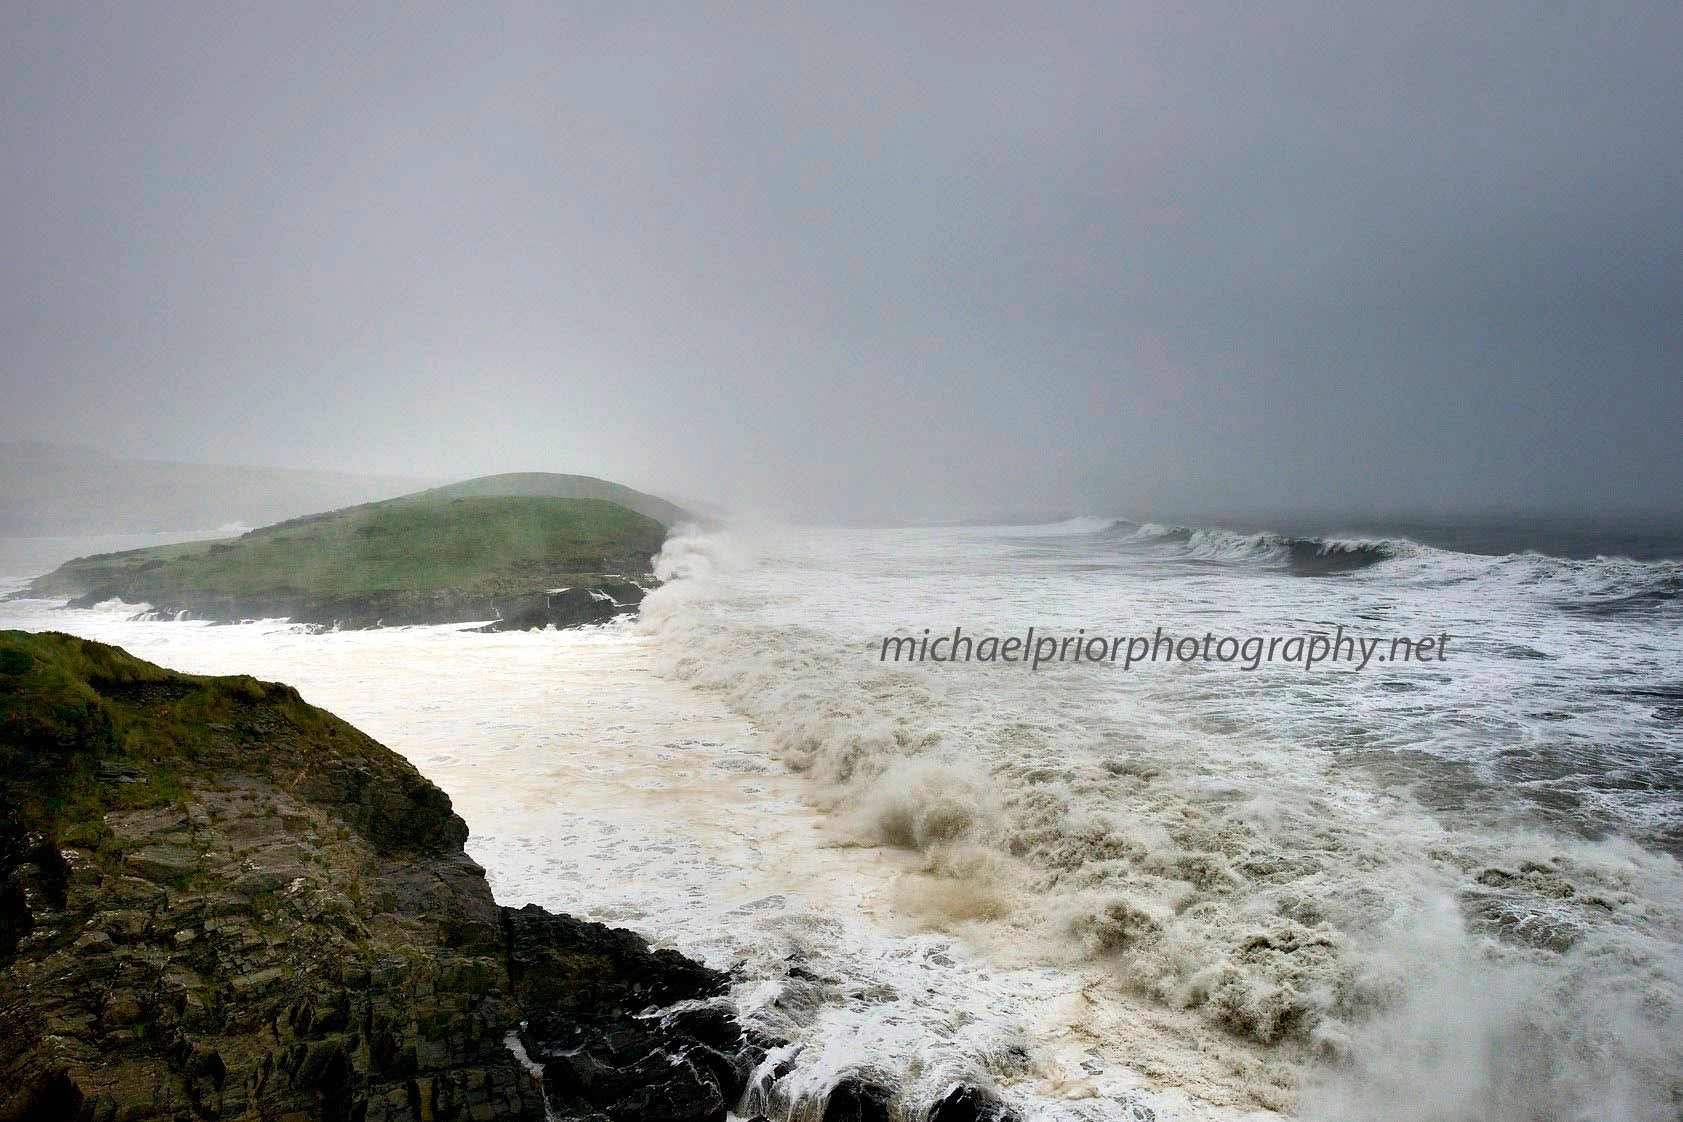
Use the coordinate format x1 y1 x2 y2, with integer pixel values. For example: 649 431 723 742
20 489 669 629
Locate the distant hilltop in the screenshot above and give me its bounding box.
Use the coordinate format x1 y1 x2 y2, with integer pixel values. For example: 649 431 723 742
17 472 689 630
413 471 688 528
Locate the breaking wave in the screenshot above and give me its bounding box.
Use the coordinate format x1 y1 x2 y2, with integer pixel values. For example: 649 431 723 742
1110 520 1683 609
1124 524 1407 574
640 525 1683 1119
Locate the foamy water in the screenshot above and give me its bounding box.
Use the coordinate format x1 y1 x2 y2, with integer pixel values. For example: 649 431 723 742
3 519 1681 1121
637 523 1683 1120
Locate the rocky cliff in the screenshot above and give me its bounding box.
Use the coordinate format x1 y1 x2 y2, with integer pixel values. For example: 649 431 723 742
0 631 766 1121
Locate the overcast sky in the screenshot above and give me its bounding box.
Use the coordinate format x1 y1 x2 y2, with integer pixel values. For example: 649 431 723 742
2 2 1680 520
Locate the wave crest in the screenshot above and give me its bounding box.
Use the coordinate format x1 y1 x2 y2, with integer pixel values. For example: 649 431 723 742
637 526 1683 1118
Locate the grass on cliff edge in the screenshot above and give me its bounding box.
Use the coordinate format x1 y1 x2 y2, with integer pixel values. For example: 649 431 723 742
1 629 292 839
0 629 459 855
26 494 668 602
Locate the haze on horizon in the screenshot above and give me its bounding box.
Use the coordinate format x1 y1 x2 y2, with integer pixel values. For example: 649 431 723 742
3 3 1680 524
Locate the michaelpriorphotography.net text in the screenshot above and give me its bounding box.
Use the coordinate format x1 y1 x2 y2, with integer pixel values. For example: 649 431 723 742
880 625 1451 671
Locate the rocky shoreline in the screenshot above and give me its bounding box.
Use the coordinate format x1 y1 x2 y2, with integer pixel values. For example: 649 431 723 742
0 631 1021 1122
68 577 653 632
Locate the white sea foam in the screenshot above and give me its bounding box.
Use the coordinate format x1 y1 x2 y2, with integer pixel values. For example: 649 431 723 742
0 587 1265 1118
637 524 1683 1119
4 522 1681 1119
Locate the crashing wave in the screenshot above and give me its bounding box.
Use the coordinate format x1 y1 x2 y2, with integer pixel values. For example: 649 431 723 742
1128 524 1407 575
638 525 1683 1120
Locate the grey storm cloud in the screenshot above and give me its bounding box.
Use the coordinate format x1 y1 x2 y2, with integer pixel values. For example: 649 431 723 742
2 2 1680 520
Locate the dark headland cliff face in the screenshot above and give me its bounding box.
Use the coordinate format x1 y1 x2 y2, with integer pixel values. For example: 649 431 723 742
0 630 770 1121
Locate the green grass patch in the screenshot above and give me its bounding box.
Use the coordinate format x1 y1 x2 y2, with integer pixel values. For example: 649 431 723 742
27 494 666 604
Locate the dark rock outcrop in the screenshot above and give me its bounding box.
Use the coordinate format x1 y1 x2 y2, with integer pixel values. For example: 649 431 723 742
0 631 764 1121
819 1077 894 1122
503 904 727 1013
926 1084 1023 1122
506 907 783 1122
466 582 649 633
98 578 651 632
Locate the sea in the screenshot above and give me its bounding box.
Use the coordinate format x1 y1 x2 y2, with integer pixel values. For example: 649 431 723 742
2 514 1680 1122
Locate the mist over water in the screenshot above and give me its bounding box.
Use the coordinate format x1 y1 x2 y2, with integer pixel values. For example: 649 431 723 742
3 514 1681 1120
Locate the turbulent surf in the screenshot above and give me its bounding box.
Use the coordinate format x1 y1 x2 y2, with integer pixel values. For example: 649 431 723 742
3 515 1680 1121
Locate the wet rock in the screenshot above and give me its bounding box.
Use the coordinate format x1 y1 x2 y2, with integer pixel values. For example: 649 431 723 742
471 581 650 632
821 1076 895 1122
521 1010 735 1122
927 1083 1023 1122
506 906 767 1122
503 903 729 1014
